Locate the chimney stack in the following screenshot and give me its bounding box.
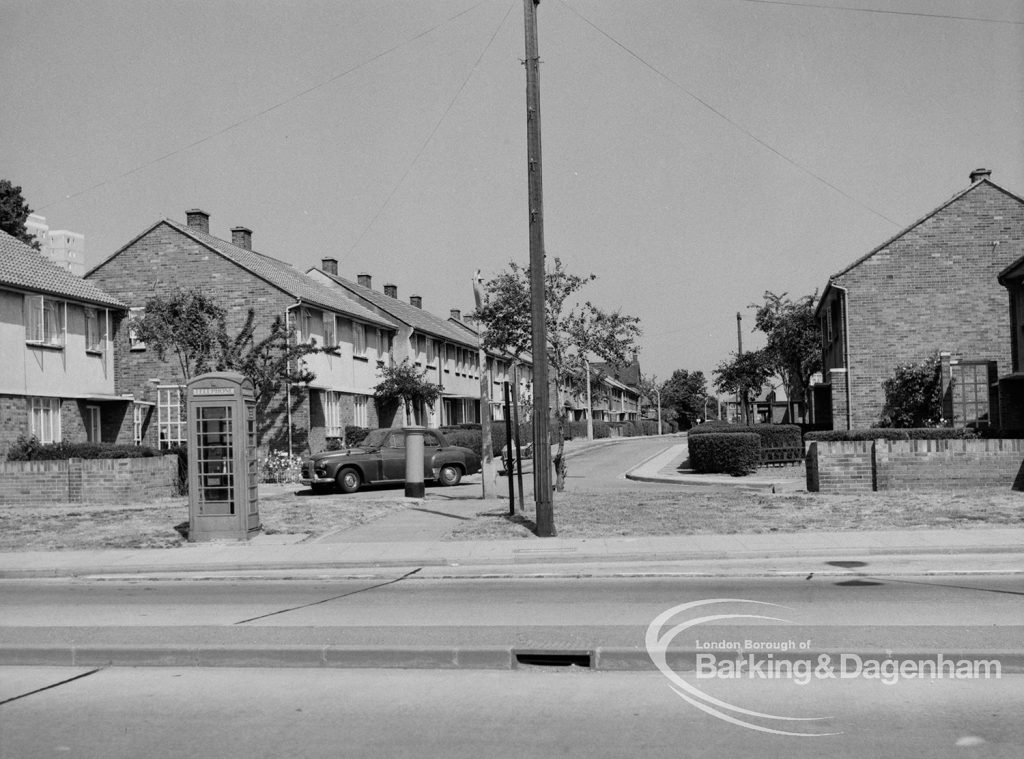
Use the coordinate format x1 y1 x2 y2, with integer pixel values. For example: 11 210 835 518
357 273 372 289
450 309 461 321
186 209 210 234
410 295 422 308
231 226 252 250
321 258 338 276
384 284 397 299
970 168 992 184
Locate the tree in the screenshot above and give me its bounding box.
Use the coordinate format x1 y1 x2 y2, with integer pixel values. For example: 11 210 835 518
713 350 772 423
878 355 946 428
751 291 821 421
659 369 710 429
372 359 442 426
473 258 641 490
0 179 40 248
130 288 226 381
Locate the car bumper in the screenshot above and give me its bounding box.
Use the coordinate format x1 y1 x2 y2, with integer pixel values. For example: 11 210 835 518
301 476 335 486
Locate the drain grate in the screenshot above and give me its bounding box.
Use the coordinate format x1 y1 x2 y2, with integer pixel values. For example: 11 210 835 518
514 650 593 668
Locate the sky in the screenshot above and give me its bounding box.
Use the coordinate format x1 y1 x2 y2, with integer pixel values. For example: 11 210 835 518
2 0 1022 388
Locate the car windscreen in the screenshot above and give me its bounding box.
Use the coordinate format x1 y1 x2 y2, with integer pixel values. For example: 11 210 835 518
361 429 391 448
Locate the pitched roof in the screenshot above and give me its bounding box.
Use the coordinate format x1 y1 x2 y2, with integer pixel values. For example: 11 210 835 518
0 229 125 308
313 269 478 347
101 219 396 330
829 178 1024 280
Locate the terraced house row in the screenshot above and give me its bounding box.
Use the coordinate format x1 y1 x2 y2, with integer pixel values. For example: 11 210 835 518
0 208 642 458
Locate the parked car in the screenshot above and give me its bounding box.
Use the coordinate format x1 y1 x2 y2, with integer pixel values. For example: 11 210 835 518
301 428 482 494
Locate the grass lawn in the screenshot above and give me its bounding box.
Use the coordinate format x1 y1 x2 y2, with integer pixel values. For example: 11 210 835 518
1 483 1021 551
444 488 1024 540
0 486 412 552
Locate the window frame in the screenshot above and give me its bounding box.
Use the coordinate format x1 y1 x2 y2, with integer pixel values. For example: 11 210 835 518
157 385 186 449
29 397 61 443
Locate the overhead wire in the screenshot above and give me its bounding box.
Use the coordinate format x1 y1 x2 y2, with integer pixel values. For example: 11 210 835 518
557 0 903 227
36 0 492 211
734 0 1024 26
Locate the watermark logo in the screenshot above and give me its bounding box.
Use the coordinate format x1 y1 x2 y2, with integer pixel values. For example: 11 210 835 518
646 598 1002 737
645 598 837 737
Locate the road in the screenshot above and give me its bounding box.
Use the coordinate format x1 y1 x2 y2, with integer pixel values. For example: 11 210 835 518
3 667 1023 758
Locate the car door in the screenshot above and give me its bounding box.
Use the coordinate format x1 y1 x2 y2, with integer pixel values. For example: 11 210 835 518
380 432 407 481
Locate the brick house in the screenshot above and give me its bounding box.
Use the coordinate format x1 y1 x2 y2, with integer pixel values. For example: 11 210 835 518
86 211 397 455
1 230 129 456
309 261 489 426
811 169 1024 430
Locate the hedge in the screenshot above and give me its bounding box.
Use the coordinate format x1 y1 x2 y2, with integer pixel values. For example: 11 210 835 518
805 428 982 442
690 423 802 450
6 436 162 461
688 433 761 476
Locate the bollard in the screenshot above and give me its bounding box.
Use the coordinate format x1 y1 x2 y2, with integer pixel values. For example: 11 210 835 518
404 426 426 498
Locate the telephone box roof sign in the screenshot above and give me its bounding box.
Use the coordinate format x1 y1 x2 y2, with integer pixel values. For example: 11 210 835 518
187 372 254 400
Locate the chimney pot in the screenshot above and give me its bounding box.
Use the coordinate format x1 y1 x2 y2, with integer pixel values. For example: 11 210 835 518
410 295 422 308
450 309 461 321
231 226 252 250
357 273 372 289
970 168 992 183
384 284 397 298
321 257 338 276
186 209 210 234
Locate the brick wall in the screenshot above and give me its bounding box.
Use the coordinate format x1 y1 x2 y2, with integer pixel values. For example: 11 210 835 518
0 455 179 504
832 182 1024 428
806 438 1024 492
805 440 875 492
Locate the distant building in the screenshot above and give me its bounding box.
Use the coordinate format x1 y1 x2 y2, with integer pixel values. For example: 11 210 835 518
25 213 86 277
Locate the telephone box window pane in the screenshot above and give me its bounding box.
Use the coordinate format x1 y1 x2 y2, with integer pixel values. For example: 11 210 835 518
196 405 235 514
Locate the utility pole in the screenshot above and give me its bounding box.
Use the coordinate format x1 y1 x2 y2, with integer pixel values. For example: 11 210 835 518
472 271 496 498
524 0 554 536
736 311 747 425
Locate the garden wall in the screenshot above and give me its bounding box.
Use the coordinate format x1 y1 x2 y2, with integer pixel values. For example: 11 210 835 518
806 439 1024 493
0 455 179 504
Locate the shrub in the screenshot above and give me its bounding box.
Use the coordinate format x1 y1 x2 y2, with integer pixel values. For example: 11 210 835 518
805 428 981 442
879 355 945 427
688 432 760 476
166 444 188 496
345 426 370 447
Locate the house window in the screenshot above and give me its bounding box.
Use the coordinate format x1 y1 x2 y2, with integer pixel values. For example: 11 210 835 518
157 386 185 449
85 308 103 352
299 308 313 342
951 362 996 428
323 391 342 437
353 396 368 427
365 327 378 354
86 406 101 442
353 323 366 355
26 296 66 347
133 404 146 446
426 338 437 366
323 314 336 347
29 397 61 443
128 307 146 350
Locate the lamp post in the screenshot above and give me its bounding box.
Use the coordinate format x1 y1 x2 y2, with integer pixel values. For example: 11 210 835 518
654 385 662 435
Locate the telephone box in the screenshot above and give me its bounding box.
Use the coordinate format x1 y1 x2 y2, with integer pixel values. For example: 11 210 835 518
186 372 260 541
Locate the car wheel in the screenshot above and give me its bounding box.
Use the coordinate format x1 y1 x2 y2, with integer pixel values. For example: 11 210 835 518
438 464 462 487
336 468 362 494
